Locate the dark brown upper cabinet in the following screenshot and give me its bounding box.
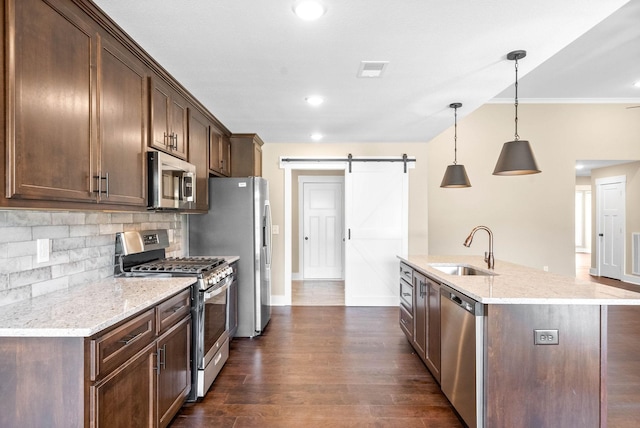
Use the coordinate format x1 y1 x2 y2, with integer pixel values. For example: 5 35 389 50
150 77 188 161
188 108 211 211
96 36 148 207
3 0 147 208
6 0 98 203
231 133 263 177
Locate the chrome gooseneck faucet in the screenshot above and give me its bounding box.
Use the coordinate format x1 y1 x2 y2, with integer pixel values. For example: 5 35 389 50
463 226 494 269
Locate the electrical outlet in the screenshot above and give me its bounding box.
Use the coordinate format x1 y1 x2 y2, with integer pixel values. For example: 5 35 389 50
534 329 559 345
37 238 50 263
543 266 549 272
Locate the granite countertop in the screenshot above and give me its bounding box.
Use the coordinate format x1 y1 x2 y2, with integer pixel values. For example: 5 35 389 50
0 276 196 338
398 255 640 305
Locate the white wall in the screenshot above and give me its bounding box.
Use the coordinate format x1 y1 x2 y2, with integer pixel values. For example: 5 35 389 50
427 103 640 276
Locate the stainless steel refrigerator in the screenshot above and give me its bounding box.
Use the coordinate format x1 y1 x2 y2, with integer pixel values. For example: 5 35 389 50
189 177 272 337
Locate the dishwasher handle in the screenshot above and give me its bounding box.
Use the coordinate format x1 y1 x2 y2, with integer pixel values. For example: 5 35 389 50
451 294 463 305
443 287 481 315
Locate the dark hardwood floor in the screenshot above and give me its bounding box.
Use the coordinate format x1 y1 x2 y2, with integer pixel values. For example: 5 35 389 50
170 306 463 427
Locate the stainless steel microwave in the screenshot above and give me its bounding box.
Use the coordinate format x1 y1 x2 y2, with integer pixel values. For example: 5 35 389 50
148 151 196 210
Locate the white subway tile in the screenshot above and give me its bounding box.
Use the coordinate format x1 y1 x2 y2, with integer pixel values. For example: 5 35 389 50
32 225 70 239
0 227 32 243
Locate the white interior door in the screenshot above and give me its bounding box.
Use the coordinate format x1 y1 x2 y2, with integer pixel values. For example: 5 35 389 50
597 177 625 280
302 180 344 279
344 162 408 306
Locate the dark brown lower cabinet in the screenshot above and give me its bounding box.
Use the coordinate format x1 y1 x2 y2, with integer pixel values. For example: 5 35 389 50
158 317 192 428
0 290 191 427
424 276 441 382
92 342 157 427
404 269 441 383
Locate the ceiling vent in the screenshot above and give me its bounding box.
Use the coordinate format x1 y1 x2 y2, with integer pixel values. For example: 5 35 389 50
357 61 389 78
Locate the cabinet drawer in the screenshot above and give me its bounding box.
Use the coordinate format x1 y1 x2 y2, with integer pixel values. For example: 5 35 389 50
90 309 156 381
400 278 413 312
399 305 413 341
399 262 413 283
157 288 192 334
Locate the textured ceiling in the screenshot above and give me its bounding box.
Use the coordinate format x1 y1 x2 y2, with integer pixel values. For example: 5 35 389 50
92 0 638 144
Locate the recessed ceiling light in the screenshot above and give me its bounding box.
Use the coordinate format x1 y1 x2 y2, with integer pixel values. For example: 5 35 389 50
576 164 584 170
634 80 640 88
293 1 326 21
310 133 323 141
305 95 324 106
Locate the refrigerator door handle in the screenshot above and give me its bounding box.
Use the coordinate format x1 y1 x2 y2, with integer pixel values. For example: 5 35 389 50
264 200 273 265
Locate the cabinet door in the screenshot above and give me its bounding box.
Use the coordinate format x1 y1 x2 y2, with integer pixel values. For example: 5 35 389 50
425 277 441 382
220 135 231 176
150 77 171 153
97 36 147 206
91 342 156 428
7 0 96 202
149 77 188 160
209 128 222 174
413 271 427 358
230 134 263 177
253 143 262 177
169 92 188 160
157 316 191 428
189 109 210 211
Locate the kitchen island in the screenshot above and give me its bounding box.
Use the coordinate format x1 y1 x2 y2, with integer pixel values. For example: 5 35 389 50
398 255 640 428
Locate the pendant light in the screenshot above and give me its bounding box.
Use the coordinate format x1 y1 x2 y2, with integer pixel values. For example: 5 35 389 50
493 50 541 176
440 102 471 188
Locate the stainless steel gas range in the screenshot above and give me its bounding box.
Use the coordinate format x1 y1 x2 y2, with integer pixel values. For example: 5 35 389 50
114 229 237 401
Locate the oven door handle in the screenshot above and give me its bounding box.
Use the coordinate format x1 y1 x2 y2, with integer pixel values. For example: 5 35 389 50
202 277 233 301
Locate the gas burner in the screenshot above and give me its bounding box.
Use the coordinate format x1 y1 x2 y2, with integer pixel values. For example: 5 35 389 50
129 257 225 275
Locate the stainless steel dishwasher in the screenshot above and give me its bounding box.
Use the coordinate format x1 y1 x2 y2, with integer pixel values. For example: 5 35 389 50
440 285 484 428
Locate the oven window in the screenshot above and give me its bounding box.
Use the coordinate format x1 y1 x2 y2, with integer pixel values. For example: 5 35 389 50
204 289 227 355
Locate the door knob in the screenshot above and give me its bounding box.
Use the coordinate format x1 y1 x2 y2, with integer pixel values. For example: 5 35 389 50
304 237 309 240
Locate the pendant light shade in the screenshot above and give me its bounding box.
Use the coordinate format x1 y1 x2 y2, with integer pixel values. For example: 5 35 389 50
441 102 471 188
441 164 471 187
493 140 540 175
493 50 541 176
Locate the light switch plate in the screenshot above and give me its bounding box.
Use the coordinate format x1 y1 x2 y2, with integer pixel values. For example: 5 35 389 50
534 329 559 345
272 225 279 235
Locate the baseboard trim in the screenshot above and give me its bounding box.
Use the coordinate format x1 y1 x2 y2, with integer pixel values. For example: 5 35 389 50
270 294 288 306
622 274 640 287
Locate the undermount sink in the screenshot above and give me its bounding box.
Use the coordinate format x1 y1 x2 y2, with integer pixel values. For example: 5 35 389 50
429 264 496 276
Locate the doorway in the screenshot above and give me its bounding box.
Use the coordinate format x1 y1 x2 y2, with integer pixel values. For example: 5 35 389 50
596 175 626 280
280 156 412 306
299 176 344 280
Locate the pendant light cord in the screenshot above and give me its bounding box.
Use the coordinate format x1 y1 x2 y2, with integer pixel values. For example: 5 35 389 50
514 57 520 141
453 105 458 164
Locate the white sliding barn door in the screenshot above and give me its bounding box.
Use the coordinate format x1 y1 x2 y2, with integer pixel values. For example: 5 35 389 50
344 162 408 306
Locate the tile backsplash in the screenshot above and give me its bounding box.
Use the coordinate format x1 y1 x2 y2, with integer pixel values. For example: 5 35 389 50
0 210 186 307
